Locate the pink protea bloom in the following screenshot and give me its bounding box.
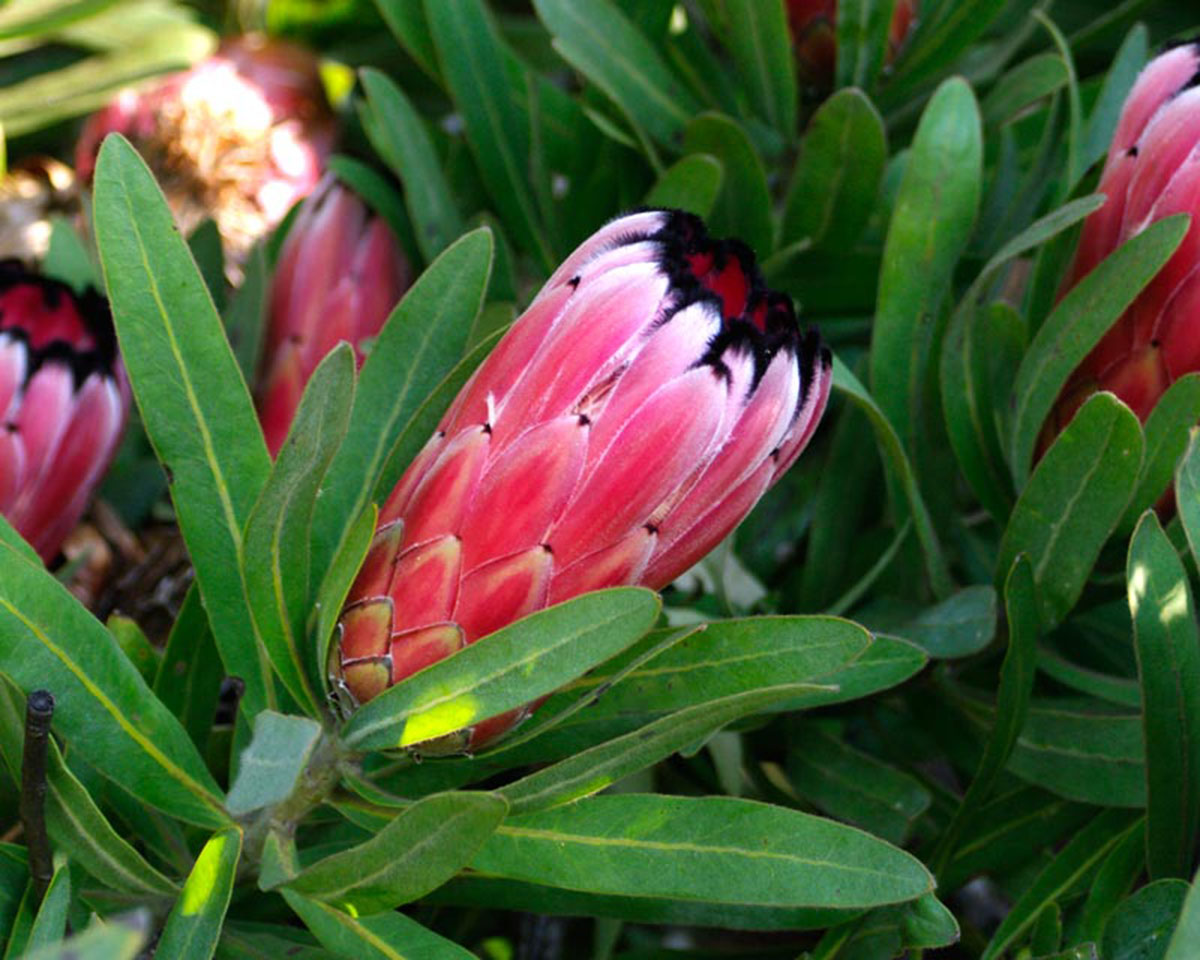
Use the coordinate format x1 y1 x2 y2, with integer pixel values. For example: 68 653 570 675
258 175 411 455
0 262 128 561
787 0 917 92
75 35 336 279
1042 43 1200 449
334 210 832 750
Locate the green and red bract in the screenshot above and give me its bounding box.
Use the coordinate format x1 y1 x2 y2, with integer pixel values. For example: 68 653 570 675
258 175 411 455
1044 43 1200 446
335 210 831 750
0 261 128 561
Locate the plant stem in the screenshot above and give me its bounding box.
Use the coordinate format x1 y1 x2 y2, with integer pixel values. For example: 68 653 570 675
20 689 54 907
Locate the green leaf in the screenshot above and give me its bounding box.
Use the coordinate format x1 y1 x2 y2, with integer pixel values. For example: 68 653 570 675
359 68 462 263
0 540 227 828
683 112 773 257
284 890 477 959
188 219 225 310
787 725 932 845
43 217 99 292
883 0 1007 105
425 0 551 266
225 713 323 817
1129 512 1200 879
342 588 660 751
0 677 176 898
1081 24 1148 177
833 357 953 597
244 345 355 713
25 863 69 954
1166 865 1200 959
1103 879 1190 960
222 243 268 386
501 685 820 815
1124 375 1200 529
533 0 697 147
0 0 119 39
782 88 887 252
835 0 893 90
310 228 491 591
1079 817 1147 945
314 506 377 702
981 53 1068 130
644 153 723 219
1009 215 1188 483
106 615 158 684
153 584 223 754
373 0 439 78
998 393 1143 630
982 808 1143 960
870 77 981 462
286 792 506 913
22 918 146 960
1176 430 1200 574
156 828 242 960
92 134 274 716
471 794 933 912
898 585 996 659
723 0 795 136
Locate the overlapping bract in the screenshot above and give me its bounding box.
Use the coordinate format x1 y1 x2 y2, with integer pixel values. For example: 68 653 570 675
258 175 411 455
75 35 335 277
0 262 128 560
787 0 917 92
335 210 831 749
1044 43 1200 444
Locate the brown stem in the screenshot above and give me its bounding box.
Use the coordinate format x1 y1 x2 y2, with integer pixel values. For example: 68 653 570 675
20 689 55 906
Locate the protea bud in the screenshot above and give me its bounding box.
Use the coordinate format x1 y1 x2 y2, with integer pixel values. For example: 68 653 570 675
0 262 128 561
334 210 832 750
258 175 411 455
75 35 335 281
787 0 917 93
1042 43 1200 446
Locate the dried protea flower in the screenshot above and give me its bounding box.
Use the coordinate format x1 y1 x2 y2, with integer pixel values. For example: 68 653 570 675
1042 44 1200 448
0 159 80 262
787 0 918 93
258 175 411 455
0 262 128 561
335 210 832 750
75 35 336 281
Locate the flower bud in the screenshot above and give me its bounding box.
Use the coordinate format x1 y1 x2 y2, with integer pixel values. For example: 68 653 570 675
258 175 411 455
1043 44 1200 448
75 35 336 281
0 262 128 561
335 210 831 750
787 0 917 93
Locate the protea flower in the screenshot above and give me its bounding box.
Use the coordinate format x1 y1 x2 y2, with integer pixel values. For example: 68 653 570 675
0 159 79 263
0 262 128 561
75 35 335 281
1041 43 1200 446
787 0 917 92
334 210 832 750
258 175 411 455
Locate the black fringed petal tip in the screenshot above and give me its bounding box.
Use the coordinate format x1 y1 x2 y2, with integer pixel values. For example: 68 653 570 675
0 259 119 385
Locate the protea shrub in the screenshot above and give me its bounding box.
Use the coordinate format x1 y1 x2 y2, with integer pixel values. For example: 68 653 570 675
1042 43 1200 447
334 210 832 750
75 35 335 279
0 261 128 561
258 175 411 455
787 0 917 92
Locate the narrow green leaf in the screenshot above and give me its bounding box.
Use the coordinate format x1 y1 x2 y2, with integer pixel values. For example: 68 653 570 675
287 792 506 913
1037 650 1141 709
883 0 1007 103
244 345 355 713
981 53 1068 129
1124 375 1200 529
22 918 146 960
373 0 439 80
501 685 819 815
156 828 242 960
1103 879 1190 960
1129 512 1200 879
43 217 99 292
898 585 996 659
153 584 222 754
343 588 660 751
983 808 1142 960
0 677 176 897
1166 865 1200 959
0 0 119 39
359 69 462 263
782 88 886 251
225 713 322 817
92 134 274 716
683 112 773 257
188 219 225 310
870 77 981 461
998 393 1143 630
285 890 477 959
1081 24 1148 176
723 0 796 136
315 505 377 702
472 794 933 911
0 539 227 827
836 0 893 90
222 243 268 386
533 0 698 146
310 228 491 588
1079 817 1147 945
644 154 723 219
1009 215 1188 482
25 863 69 954
1176 429 1200 573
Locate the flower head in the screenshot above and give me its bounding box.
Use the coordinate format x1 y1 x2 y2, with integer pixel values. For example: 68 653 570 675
335 210 831 750
0 262 128 561
258 175 411 455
